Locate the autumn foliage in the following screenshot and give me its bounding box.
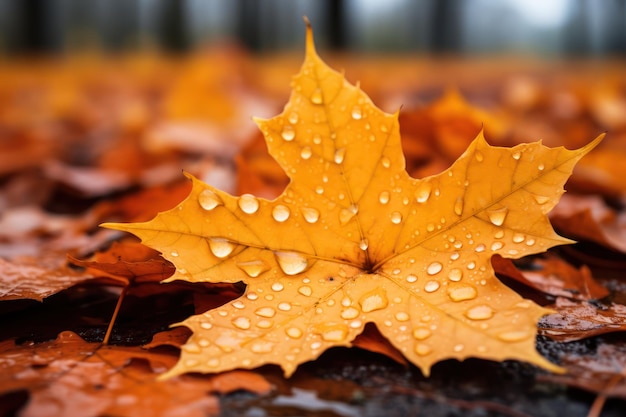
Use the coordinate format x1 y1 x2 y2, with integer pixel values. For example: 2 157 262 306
2 22 626 417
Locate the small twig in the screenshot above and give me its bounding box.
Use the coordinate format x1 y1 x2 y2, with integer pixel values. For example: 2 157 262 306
586 373 624 417
103 284 129 345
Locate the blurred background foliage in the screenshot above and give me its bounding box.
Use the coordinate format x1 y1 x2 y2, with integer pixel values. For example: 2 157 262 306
0 0 624 56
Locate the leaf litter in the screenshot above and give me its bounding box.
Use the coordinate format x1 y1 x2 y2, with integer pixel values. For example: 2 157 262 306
1 18 626 417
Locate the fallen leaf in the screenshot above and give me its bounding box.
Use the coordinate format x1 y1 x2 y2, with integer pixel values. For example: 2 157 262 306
143 327 192 349
540 297 626 342
105 22 601 378
399 88 508 178
0 258 93 302
351 323 408 366
492 254 609 301
541 342 626 399
68 241 175 283
550 194 626 253
0 331 269 417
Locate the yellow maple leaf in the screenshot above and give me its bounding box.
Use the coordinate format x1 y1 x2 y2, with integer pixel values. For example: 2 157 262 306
104 22 602 378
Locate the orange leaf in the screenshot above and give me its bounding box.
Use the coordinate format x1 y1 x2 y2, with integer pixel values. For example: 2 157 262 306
104 22 601 378
0 331 269 417
68 241 175 283
540 297 626 342
492 254 609 301
0 258 93 302
550 194 626 253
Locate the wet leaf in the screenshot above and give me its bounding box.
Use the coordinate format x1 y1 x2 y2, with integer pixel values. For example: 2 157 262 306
68 241 175 283
492 254 609 301
541 342 626 399
0 331 270 417
540 297 626 342
0 258 93 302
550 194 626 253
104 23 601 378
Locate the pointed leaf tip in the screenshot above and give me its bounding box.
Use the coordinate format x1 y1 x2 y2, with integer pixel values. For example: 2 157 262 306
581 133 605 154
304 16 316 57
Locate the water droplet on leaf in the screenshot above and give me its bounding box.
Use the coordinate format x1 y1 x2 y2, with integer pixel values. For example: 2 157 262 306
208 238 236 258
256 319 273 329
416 182 432 203
255 307 276 318
272 204 290 222
198 189 222 211
341 307 360 319
311 88 323 104
237 260 269 278
448 268 463 282
390 212 402 224
448 285 478 302
286 327 303 339
413 328 431 340
512 233 525 243
415 343 432 356
487 207 508 226
465 305 494 320
301 207 320 223
319 324 349 342
395 312 409 321
454 197 464 216
232 317 251 330
351 106 362 120
295 286 311 297
300 146 312 160
281 126 295 141
424 280 440 292
334 148 346 164
238 194 259 214
359 288 389 312
427 262 443 275
275 251 309 275
491 241 504 251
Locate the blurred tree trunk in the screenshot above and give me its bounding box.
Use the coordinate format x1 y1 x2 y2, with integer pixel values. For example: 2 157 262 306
156 0 189 52
430 0 461 53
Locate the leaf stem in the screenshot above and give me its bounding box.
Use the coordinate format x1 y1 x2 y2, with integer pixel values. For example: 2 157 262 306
103 285 129 345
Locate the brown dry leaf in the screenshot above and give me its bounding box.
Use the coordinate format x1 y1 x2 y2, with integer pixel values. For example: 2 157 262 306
91 180 192 224
236 131 288 199
540 297 626 342
541 343 626 399
550 194 626 253
105 22 601 378
0 258 93 302
492 254 609 301
0 331 271 417
399 88 508 178
143 327 192 349
68 241 175 283
351 323 408 366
